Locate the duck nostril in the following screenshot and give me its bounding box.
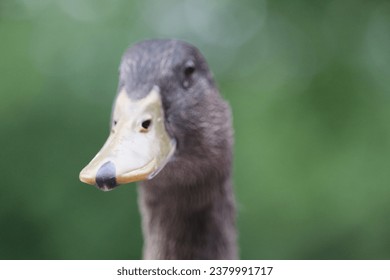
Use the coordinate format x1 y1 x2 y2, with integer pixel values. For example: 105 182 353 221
140 119 152 132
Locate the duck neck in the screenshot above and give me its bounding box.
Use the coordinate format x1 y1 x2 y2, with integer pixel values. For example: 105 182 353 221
138 175 237 259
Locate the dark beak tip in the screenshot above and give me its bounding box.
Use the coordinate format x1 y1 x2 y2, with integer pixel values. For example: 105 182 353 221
95 183 117 192
96 161 118 190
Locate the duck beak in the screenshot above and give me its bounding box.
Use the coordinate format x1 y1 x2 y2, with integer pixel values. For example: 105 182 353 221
79 86 176 191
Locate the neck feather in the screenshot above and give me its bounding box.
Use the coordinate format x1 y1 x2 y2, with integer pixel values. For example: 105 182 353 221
138 173 237 260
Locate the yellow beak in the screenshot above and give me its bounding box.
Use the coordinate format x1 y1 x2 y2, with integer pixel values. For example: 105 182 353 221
79 86 176 191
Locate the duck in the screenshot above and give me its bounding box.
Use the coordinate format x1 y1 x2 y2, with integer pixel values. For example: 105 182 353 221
79 39 237 259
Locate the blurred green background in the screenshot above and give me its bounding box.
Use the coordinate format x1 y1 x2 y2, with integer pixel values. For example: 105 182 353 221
1 0 390 259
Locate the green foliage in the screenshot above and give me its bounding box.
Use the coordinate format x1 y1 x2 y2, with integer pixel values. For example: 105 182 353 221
1 0 389 259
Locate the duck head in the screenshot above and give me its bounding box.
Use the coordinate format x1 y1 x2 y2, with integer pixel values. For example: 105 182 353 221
80 39 230 191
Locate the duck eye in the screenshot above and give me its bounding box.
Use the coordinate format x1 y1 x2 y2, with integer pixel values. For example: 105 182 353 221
140 119 152 132
113 120 117 126
184 60 195 77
